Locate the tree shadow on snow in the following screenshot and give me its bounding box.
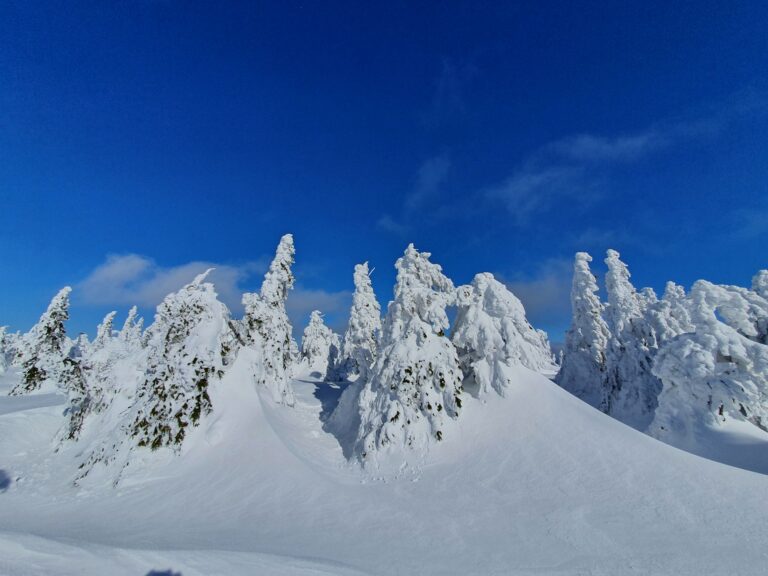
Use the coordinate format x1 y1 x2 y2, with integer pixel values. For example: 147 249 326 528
312 380 348 423
0 470 11 492
145 571 182 576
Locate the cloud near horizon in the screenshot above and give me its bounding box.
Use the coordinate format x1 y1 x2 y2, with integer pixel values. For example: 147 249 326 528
77 253 353 335
76 254 267 314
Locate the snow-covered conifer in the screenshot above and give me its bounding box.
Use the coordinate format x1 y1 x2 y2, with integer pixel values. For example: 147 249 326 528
351 244 462 467
300 310 341 378
68 333 91 360
651 280 768 446
242 234 297 405
602 250 662 429
0 326 8 374
131 270 238 450
10 287 72 395
92 311 117 351
453 273 556 397
753 270 768 299
340 262 381 381
555 252 611 408
118 305 144 351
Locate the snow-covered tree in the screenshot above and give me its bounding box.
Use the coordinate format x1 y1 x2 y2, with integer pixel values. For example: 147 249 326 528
68 333 91 360
753 270 768 300
644 282 695 349
92 311 117 352
242 234 297 405
118 305 144 351
555 252 611 408
601 250 663 429
351 244 463 467
0 326 8 375
10 287 72 395
339 262 382 381
130 270 238 451
300 310 341 378
651 280 768 446
453 273 556 397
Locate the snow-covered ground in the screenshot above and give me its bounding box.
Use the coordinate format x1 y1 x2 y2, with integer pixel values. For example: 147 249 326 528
2 364 768 575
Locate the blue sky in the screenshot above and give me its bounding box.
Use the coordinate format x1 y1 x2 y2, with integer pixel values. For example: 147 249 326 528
1 1 767 342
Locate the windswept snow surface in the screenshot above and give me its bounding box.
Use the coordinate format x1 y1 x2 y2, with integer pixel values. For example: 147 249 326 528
2 364 768 575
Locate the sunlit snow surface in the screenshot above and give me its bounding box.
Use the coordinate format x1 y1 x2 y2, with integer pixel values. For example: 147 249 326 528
2 365 768 575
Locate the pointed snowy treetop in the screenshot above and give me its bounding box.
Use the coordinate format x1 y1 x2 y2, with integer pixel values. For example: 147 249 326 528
301 310 340 376
752 270 768 299
92 311 117 350
604 249 642 333
341 262 382 379
555 251 611 407
388 243 455 338
663 281 686 302
259 234 295 306
120 306 139 335
192 267 215 286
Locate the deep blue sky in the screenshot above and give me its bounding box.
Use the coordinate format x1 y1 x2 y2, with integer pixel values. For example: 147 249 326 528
1 1 767 341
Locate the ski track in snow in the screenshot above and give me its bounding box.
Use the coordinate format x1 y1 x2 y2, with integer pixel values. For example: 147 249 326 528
2 369 768 575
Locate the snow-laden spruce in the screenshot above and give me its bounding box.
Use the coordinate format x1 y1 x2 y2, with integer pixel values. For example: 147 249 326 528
650 280 768 446
92 311 117 352
242 234 297 405
555 252 611 408
453 272 555 397
351 244 463 467
10 287 73 396
131 270 238 451
61 307 147 444
339 262 382 381
601 250 662 429
300 310 341 379
118 305 144 351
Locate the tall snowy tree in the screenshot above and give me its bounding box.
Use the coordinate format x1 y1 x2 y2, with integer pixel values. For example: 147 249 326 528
10 287 72 395
118 305 144 351
300 310 341 379
131 269 238 451
555 252 611 408
92 311 117 351
601 250 662 429
339 262 382 381
453 273 556 397
242 234 297 405
651 280 768 446
351 244 463 468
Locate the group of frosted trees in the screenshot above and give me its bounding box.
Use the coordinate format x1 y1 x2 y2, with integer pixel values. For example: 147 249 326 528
2 235 557 476
557 250 768 447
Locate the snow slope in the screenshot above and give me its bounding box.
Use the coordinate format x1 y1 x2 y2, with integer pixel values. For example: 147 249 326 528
2 363 768 575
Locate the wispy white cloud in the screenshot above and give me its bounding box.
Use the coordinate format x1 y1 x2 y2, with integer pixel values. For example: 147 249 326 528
76 254 267 314
484 115 727 226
